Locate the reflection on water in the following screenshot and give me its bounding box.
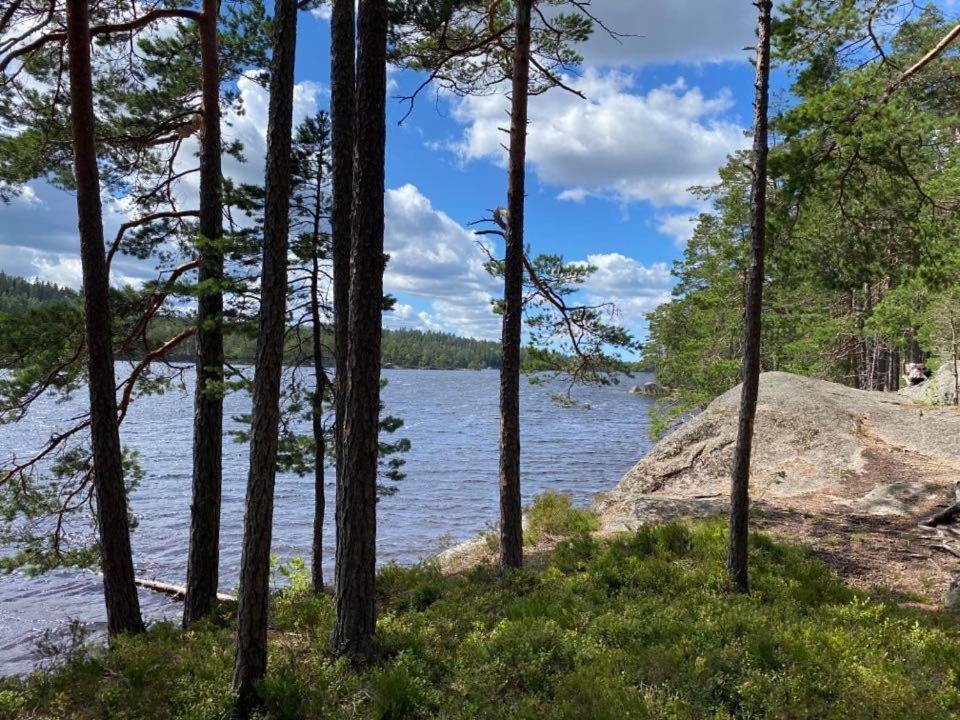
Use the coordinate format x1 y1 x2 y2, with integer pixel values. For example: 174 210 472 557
0 368 653 675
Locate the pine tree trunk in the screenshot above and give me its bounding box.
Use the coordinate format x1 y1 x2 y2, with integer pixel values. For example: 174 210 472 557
231 0 298 713
330 0 355 502
951 320 958 406
65 0 144 637
311 160 326 594
498 0 532 571
184 0 225 627
726 0 771 594
331 0 387 659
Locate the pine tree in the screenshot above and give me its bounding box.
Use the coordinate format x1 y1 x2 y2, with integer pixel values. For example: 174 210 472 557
726 0 772 593
184 0 227 628
497 0 532 570
65 0 144 636
332 0 389 659
232 0 299 711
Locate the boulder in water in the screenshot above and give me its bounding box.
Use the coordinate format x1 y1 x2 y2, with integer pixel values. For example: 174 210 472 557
629 381 668 397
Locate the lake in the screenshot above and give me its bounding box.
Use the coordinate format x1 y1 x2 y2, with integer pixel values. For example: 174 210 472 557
0 368 654 675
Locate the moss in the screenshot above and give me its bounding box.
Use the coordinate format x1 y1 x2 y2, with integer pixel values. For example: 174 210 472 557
5 521 960 719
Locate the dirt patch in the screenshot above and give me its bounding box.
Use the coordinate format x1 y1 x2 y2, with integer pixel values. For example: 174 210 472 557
755 507 959 605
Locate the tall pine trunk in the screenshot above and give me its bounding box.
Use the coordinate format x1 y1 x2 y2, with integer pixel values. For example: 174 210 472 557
65 0 144 637
311 158 327 594
331 0 387 659
231 0 298 712
498 0 532 571
726 0 771 593
951 320 958 406
330 0 355 503
184 0 225 626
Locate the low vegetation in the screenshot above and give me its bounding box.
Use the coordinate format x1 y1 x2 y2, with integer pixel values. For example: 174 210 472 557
4 515 960 720
524 490 601 545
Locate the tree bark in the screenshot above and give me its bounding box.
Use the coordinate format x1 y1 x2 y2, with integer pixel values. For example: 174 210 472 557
498 0 532 571
330 0 355 500
310 159 326 594
726 0 771 594
184 0 225 627
951 320 958 406
231 0 298 713
65 0 144 637
331 0 387 659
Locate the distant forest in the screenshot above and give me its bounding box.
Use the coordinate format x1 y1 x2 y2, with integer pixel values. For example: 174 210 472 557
148 318 506 370
0 272 498 370
0 271 78 312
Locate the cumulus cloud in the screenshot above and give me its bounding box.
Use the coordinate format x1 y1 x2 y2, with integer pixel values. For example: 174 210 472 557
0 183 152 288
579 252 674 328
573 0 756 67
656 211 699 248
383 184 501 339
176 76 326 196
450 72 746 209
0 76 326 289
379 191 677 339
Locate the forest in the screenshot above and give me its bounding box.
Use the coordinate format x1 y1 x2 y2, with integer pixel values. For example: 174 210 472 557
0 0 959 718
644 3 960 429
0 273 620 369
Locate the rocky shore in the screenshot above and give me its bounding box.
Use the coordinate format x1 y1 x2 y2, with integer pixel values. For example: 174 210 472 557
600 371 960 603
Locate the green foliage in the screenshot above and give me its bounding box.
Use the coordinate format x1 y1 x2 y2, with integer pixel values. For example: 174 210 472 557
7 523 960 719
389 0 592 110
524 490 600 545
0 272 76 313
485 250 640 400
381 328 501 370
645 7 960 419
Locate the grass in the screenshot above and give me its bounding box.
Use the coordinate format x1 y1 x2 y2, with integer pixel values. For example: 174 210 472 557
3 515 960 719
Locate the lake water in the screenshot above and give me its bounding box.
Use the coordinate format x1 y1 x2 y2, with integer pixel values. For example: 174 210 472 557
0 368 654 675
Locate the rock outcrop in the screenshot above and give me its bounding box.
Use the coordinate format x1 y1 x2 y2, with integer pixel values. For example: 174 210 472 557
603 372 960 521
899 360 959 406
599 372 960 601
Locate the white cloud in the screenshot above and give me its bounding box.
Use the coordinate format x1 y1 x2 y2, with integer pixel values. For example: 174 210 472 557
580 252 673 327
573 0 756 67
0 182 154 288
177 76 326 195
656 211 698 248
0 76 328 289
310 4 331 21
450 72 747 209
383 184 501 339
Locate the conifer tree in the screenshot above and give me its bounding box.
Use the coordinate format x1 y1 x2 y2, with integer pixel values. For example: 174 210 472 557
232 0 299 711
726 0 772 592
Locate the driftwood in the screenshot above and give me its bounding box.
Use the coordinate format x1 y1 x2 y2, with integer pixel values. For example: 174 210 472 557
921 482 960 528
132 577 235 604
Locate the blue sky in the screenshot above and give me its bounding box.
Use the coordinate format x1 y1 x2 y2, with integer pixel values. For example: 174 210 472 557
1 0 766 341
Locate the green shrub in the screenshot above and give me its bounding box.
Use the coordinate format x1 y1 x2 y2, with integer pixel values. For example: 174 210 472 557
7 521 960 719
524 490 600 545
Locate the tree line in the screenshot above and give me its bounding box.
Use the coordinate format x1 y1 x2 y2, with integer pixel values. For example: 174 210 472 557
645 4 960 429
0 276 598 370
0 272 78 311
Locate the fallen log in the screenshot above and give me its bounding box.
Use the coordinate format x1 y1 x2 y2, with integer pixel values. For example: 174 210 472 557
133 577 235 604
920 482 960 527
923 502 960 527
